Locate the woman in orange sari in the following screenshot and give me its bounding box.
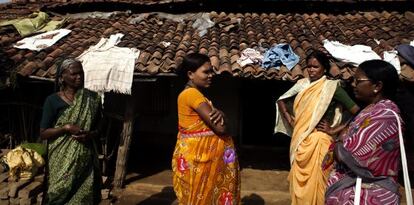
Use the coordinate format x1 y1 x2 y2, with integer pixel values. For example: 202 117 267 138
172 53 240 205
276 51 360 205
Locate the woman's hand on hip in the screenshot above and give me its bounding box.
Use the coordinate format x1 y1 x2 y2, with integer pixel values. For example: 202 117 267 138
316 120 335 135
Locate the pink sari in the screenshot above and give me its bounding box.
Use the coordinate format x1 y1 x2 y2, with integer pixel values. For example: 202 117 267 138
326 99 402 205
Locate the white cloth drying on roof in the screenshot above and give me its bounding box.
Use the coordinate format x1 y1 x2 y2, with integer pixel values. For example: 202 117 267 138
78 33 140 95
383 50 401 74
237 48 264 67
323 39 381 66
13 29 71 51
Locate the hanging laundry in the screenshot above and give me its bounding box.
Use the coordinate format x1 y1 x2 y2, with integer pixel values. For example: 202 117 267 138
0 12 65 37
78 33 140 95
373 39 401 74
237 48 264 67
323 39 381 66
262 43 299 70
383 50 401 74
13 29 71 51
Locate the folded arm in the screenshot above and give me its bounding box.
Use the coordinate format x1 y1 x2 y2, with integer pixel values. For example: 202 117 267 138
195 102 227 136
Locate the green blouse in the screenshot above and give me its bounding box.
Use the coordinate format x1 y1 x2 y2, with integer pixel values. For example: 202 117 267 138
323 86 356 123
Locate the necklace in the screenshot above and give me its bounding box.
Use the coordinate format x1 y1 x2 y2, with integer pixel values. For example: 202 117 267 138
62 90 74 104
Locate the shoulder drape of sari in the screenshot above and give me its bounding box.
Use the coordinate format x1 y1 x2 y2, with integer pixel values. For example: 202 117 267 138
46 88 101 205
274 78 310 136
172 89 240 205
288 76 341 205
290 76 340 163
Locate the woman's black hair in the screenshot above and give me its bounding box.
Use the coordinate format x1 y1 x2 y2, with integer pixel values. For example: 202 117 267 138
306 50 331 74
358 59 399 100
176 53 210 81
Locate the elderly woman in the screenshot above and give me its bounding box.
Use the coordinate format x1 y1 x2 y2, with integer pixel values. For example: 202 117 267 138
40 58 101 204
325 60 404 204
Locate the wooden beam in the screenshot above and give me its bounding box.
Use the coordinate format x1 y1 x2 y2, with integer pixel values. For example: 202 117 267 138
113 95 135 188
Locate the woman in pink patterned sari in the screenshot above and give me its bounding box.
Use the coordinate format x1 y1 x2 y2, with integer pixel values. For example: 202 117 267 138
324 60 403 205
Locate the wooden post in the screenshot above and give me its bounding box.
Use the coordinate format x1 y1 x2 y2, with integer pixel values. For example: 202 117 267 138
113 95 135 188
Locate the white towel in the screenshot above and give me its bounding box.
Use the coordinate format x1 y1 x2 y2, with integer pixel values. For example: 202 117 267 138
78 33 140 95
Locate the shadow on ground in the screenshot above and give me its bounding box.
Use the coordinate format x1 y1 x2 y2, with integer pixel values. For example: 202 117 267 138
136 187 176 205
132 188 267 205
241 193 265 205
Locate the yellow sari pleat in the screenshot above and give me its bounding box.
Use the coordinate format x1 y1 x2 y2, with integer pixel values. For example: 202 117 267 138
172 120 240 205
289 77 336 205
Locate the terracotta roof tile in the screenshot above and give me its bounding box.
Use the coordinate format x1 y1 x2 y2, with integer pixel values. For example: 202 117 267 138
1 1 414 81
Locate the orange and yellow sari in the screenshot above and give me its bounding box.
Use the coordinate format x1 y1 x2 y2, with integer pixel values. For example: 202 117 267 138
172 88 240 205
276 76 341 205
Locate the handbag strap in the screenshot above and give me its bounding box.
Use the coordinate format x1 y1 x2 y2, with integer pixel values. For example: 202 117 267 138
354 109 412 205
354 177 362 205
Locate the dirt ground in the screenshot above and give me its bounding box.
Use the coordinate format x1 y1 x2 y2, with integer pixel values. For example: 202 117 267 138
101 145 293 205
104 168 291 205
100 146 414 205
102 168 414 205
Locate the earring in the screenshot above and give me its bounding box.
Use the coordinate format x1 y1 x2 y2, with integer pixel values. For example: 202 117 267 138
373 89 378 93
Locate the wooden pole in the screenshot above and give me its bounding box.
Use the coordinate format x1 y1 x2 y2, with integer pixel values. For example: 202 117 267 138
101 118 112 175
113 95 135 188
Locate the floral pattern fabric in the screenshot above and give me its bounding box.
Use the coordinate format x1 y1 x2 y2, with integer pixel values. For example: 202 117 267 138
172 88 240 205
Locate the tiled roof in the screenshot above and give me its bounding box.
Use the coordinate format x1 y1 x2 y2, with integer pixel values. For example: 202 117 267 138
11 0 196 3
1 3 414 82
8 0 201 8
8 0 411 3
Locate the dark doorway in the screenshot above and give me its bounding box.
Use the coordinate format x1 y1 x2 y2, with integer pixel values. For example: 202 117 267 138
239 78 294 170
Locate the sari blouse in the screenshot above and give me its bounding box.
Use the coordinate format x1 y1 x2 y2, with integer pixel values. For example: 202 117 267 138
177 87 209 128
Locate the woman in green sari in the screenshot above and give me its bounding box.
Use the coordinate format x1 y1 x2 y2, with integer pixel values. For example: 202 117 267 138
40 58 102 204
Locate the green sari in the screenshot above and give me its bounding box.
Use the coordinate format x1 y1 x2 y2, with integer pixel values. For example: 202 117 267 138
45 89 101 205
